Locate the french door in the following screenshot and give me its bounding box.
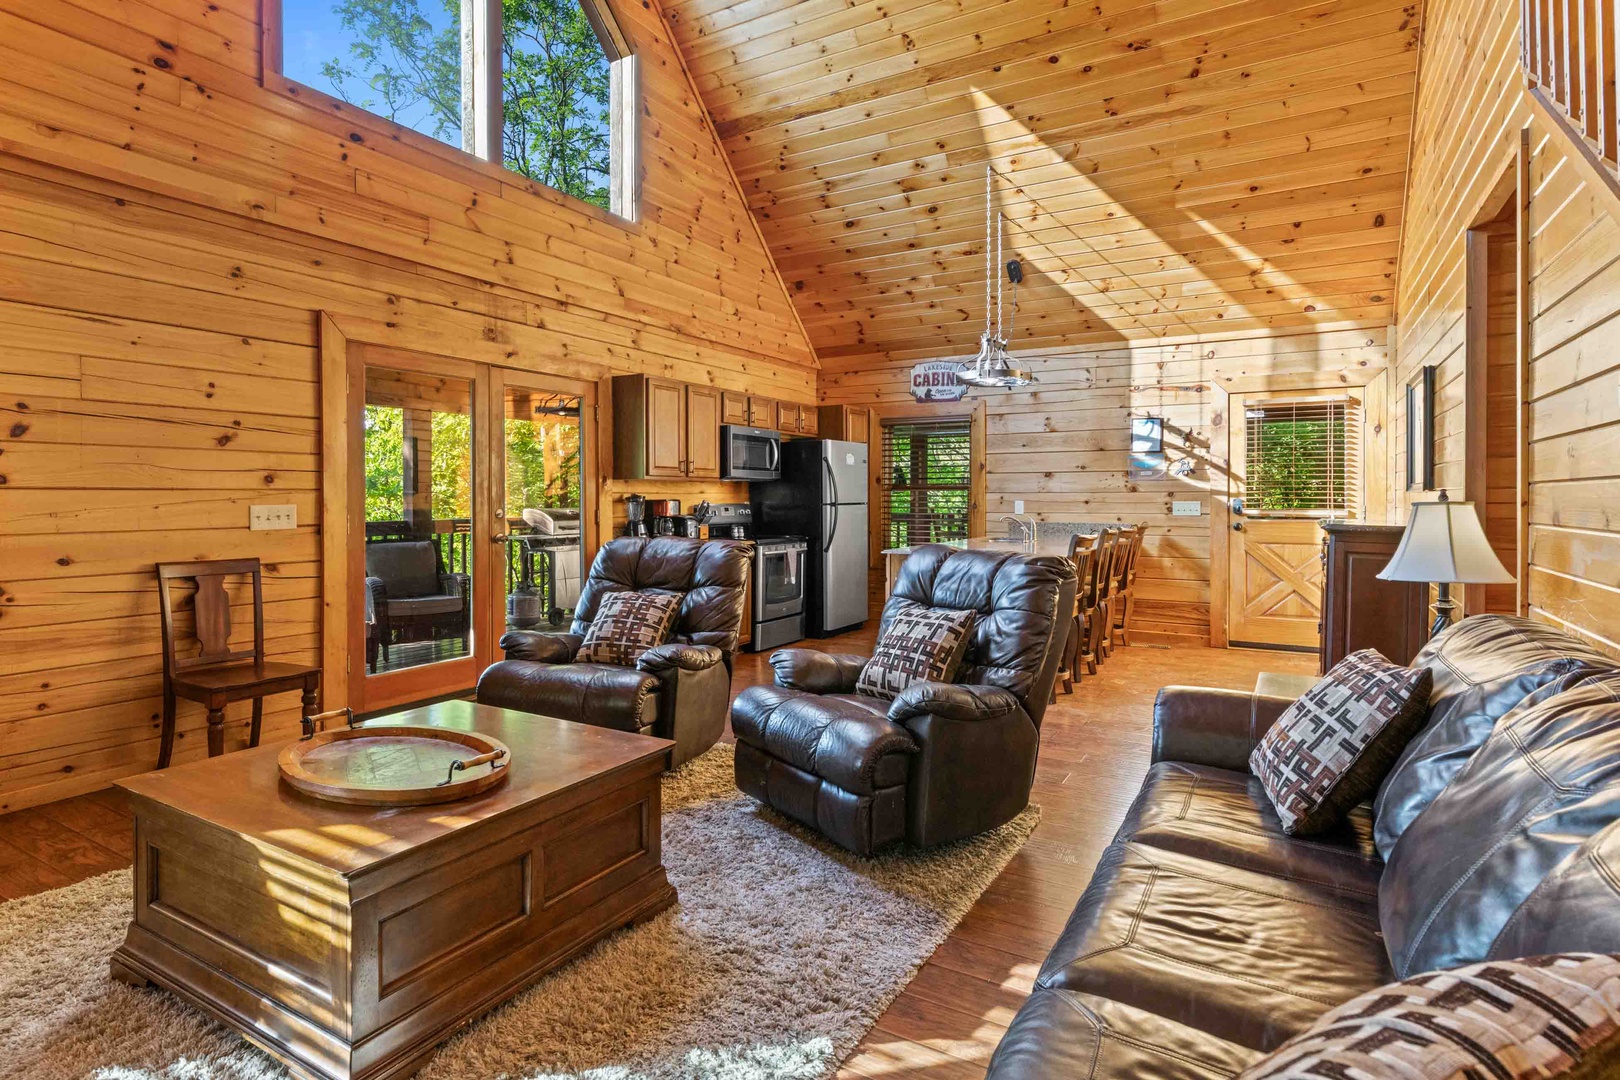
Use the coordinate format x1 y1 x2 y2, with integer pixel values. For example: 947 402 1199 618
345 344 596 713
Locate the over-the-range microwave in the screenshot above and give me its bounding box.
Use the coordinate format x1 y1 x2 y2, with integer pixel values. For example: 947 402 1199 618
720 424 781 481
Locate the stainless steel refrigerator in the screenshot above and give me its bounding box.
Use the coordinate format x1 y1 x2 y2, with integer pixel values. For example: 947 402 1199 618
751 439 869 637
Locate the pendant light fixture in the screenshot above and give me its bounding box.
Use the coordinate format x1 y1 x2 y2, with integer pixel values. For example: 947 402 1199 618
957 165 1037 389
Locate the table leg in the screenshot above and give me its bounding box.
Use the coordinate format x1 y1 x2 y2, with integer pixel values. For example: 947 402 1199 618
249 698 263 748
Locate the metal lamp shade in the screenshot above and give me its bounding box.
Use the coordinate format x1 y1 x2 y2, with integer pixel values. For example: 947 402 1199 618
1377 496 1515 585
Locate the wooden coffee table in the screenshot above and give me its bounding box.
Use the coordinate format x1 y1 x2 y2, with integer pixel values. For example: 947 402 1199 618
111 700 676 1080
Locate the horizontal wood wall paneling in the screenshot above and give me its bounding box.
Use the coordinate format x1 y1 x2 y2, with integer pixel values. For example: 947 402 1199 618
1391 0 1620 654
0 0 817 810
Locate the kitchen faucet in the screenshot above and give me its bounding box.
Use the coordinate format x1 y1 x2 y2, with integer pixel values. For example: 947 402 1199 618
998 513 1037 551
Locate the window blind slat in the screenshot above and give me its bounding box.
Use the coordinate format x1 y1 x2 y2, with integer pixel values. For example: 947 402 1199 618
880 418 972 547
1243 399 1361 516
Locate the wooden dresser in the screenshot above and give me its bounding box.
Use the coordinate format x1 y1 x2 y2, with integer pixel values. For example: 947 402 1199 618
1319 521 1429 672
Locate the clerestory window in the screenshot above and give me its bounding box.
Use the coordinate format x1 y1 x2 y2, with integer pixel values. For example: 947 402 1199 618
274 0 638 219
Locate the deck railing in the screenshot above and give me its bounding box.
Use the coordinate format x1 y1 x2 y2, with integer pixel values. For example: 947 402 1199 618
1523 0 1620 172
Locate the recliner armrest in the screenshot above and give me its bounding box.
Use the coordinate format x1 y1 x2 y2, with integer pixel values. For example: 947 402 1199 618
637 643 724 677
1151 685 1297 772
499 630 581 664
888 681 1023 724
770 649 867 694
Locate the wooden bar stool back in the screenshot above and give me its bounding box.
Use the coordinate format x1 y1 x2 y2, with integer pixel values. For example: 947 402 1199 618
1059 533 1099 694
156 559 321 768
1104 526 1140 651
1113 525 1148 646
1084 529 1119 672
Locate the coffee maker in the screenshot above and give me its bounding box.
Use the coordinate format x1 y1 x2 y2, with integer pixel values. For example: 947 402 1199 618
623 494 649 538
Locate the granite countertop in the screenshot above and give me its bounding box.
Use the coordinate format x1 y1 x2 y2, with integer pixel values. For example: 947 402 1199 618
882 521 1119 558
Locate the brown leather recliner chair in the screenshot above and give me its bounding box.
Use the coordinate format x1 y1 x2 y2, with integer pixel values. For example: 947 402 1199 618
730 545 1077 854
477 536 751 768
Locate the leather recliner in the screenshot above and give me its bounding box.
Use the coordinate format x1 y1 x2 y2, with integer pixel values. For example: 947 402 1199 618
477 536 751 768
730 544 1077 854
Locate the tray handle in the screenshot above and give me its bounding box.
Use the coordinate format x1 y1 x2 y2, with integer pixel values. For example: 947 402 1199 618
300 707 356 740
443 747 509 785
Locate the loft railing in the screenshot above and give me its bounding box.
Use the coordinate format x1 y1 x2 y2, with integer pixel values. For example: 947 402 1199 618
1523 0 1619 173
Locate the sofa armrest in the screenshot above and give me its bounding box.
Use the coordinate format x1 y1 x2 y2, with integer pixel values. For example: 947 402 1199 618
769 649 867 694
888 682 1023 724
637 643 725 678
440 571 470 597
1151 685 1298 772
499 630 581 663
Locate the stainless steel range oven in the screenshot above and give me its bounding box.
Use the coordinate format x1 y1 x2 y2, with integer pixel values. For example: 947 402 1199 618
749 536 807 651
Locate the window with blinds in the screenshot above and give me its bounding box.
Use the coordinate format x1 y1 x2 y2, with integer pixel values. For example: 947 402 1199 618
1243 398 1360 516
880 417 972 547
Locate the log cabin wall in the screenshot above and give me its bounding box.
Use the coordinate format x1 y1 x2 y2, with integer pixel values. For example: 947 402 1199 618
0 0 816 811
822 327 1391 646
1390 0 1620 655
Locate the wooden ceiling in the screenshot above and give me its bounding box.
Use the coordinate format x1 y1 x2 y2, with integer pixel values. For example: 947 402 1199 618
662 0 1422 368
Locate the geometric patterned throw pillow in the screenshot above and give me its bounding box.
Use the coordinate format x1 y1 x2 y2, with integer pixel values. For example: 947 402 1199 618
575 589 682 667
1238 953 1620 1080
1250 648 1432 835
855 600 976 701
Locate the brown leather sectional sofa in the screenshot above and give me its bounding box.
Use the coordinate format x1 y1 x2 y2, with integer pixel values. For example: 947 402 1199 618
985 614 1620 1079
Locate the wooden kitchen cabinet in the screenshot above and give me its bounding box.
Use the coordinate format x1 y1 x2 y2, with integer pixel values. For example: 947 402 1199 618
611 375 722 480
818 404 868 441
721 390 749 426
748 396 777 429
798 405 819 435
686 384 721 478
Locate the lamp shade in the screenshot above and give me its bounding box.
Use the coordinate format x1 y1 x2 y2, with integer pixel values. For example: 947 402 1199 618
1377 493 1515 585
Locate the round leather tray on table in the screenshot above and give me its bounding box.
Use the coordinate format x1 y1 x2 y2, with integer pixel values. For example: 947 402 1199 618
278 726 512 806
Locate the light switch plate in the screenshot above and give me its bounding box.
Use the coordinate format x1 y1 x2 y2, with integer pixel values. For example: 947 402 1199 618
251 504 297 530
1013 500 1025 514
1172 500 1202 517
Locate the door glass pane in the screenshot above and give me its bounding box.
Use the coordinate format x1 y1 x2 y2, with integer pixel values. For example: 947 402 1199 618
502 386 585 631
362 367 474 675
281 0 467 152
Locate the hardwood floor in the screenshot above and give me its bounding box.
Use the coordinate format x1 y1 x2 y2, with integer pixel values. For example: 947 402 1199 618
1 636 1313 1077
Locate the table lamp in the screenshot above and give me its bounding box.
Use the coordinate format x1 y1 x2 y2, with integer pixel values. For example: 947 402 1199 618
1378 489 1515 639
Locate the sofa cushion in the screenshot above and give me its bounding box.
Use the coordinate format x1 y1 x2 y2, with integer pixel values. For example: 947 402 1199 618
1380 671 1620 978
382 594 464 619
575 589 682 667
1036 842 1391 1053
855 599 976 700
1249 650 1431 835
730 685 915 794
1236 953 1620 1080
1490 818 1620 959
986 987 1262 1080
1374 614 1618 859
1115 762 1381 902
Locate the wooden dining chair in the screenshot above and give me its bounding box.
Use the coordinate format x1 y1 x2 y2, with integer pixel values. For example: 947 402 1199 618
1058 533 1098 695
1112 524 1148 648
156 559 321 768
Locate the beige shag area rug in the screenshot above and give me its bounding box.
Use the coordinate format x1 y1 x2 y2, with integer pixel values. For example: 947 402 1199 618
0 744 1036 1080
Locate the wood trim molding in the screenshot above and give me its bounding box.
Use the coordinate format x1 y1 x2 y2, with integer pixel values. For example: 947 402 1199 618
319 312 350 710
1208 383 1231 649
1515 124 1533 616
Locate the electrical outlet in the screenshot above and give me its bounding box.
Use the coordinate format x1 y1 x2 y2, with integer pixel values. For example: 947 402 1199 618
1013 500 1025 514
1172 500 1202 517
251 504 298 530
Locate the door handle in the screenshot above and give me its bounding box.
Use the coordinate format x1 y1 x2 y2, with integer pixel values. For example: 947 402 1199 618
1232 522 1244 532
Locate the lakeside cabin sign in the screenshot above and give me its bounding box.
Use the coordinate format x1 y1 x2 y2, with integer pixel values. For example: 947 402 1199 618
910 361 970 402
